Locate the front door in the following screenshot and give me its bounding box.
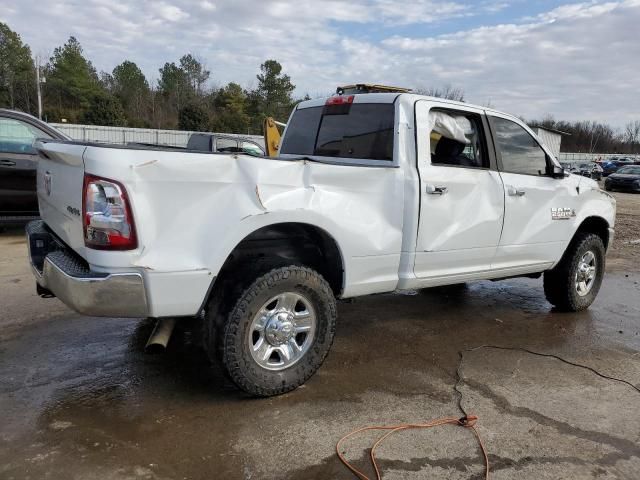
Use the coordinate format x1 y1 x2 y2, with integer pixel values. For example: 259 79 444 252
0 116 52 216
488 114 576 269
413 101 505 280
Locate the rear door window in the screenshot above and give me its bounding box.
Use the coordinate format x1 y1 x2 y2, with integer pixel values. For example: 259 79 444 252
280 103 395 161
429 110 488 168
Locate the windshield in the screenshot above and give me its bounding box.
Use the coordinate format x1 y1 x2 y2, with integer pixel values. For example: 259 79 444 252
617 166 640 175
280 103 395 161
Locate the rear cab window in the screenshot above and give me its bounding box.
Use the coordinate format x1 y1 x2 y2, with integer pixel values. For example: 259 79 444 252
280 97 396 164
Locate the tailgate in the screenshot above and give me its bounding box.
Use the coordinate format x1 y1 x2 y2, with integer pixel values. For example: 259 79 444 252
35 140 87 257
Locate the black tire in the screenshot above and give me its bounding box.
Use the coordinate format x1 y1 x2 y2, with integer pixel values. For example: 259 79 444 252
209 266 336 397
604 184 612 191
543 232 605 312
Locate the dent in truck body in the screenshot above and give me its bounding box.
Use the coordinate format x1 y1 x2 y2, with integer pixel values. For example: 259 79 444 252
74 145 407 316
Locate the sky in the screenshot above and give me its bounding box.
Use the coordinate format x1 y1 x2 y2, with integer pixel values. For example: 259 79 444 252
2 0 640 126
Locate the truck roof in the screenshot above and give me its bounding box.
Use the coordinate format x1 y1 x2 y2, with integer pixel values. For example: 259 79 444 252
295 92 515 121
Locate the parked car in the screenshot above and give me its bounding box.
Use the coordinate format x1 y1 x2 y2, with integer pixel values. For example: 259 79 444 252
578 162 603 181
601 160 627 177
0 109 69 226
560 162 579 174
27 93 616 396
604 165 640 192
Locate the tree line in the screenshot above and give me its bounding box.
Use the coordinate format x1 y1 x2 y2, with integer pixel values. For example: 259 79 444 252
528 116 640 155
1 21 639 153
0 22 298 134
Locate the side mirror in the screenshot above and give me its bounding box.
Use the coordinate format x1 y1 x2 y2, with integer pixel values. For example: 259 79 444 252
551 164 566 179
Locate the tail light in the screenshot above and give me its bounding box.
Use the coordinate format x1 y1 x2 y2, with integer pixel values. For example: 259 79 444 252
325 95 354 106
82 174 137 250
324 95 354 115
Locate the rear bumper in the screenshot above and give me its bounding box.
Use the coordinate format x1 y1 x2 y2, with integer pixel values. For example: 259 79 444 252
27 221 148 317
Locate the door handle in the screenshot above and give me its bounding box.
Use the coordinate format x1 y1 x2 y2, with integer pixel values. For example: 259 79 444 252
426 184 448 195
0 159 16 167
507 186 525 197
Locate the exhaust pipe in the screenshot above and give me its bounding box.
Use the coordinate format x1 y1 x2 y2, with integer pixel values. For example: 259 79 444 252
145 318 176 353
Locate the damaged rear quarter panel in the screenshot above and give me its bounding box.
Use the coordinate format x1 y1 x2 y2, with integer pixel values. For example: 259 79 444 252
83 147 406 311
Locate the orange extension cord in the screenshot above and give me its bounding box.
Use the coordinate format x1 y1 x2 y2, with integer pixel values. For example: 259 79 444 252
336 415 489 480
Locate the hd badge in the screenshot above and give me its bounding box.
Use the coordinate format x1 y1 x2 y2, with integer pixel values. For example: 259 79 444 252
551 207 576 220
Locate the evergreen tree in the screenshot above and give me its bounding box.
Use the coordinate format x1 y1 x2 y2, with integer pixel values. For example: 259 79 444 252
247 59 295 131
112 60 150 126
211 82 250 134
179 54 209 94
0 22 36 112
44 36 102 122
157 61 190 125
178 102 209 131
82 93 126 126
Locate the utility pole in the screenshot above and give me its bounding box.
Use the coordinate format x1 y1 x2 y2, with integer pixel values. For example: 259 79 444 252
35 57 43 119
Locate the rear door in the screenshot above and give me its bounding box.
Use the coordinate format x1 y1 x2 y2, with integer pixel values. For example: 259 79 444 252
413 101 505 279
488 114 576 269
0 116 52 216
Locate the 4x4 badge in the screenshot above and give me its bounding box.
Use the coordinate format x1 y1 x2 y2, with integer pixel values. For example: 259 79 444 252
551 207 575 220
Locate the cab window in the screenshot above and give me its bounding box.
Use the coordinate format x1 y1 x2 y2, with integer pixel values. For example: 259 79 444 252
241 141 264 156
0 117 51 154
216 138 238 152
429 110 487 168
491 117 548 176
280 103 395 161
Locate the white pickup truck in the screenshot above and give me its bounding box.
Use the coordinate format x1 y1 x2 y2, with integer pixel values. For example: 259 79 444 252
27 93 616 396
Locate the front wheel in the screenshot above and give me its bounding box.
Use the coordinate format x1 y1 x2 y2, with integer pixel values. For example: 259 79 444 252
543 233 605 311
210 266 337 397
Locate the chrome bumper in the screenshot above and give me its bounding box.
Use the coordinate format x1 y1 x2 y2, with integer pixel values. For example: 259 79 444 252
27 221 148 317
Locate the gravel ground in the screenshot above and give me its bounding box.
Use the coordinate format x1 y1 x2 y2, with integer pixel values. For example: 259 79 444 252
0 191 638 479
606 189 640 271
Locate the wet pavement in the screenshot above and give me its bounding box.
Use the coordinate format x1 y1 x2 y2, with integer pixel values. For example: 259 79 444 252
1 226 640 479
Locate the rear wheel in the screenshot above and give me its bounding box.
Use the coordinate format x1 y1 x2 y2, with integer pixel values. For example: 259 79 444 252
207 265 337 397
543 233 605 311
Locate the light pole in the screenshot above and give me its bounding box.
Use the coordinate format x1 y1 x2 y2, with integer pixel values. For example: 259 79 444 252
35 57 44 119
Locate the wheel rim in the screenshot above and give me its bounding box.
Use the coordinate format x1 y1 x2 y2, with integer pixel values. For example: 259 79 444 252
247 292 316 371
575 250 597 297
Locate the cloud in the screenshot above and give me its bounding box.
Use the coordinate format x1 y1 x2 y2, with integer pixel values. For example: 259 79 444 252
156 3 189 22
1 0 639 125
199 1 216 11
382 0 640 125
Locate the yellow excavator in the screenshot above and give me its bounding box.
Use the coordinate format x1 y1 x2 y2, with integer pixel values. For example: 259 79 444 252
262 117 286 157
262 84 411 157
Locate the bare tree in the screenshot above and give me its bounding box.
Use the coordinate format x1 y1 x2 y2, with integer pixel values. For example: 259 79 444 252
624 120 640 148
414 84 465 102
